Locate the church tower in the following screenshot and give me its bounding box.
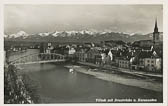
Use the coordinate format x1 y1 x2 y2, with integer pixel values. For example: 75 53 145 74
153 19 160 44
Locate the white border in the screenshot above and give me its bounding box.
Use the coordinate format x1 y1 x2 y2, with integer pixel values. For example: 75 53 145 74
2 0 165 4
1 0 168 106
0 0 4 105
163 1 168 106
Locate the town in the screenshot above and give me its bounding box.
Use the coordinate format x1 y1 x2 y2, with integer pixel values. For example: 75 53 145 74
5 20 163 75
4 4 164 104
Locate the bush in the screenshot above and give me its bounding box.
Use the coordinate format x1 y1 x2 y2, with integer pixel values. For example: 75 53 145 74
4 64 38 104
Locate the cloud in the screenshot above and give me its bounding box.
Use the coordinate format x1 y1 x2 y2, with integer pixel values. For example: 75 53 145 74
4 5 163 34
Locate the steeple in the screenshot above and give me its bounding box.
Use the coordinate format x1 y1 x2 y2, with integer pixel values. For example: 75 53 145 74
154 19 158 33
153 18 160 44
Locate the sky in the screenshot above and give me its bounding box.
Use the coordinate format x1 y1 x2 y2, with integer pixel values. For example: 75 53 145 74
4 5 163 35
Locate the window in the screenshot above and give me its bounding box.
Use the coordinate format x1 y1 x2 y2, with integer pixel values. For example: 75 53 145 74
151 61 154 63
148 64 150 66
147 60 150 63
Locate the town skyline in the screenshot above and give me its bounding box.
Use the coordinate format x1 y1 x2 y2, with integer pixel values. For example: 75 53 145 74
3 3 164 104
4 5 163 35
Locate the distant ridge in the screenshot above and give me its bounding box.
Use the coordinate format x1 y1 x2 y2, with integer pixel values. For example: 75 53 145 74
4 31 163 43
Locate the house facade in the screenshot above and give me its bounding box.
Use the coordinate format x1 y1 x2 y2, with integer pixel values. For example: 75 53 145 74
75 49 87 62
86 48 101 64
118 59 130 69
144 58 161 71
137 50 162 72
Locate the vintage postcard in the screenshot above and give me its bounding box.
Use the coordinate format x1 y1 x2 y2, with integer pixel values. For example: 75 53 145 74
1 0 168 106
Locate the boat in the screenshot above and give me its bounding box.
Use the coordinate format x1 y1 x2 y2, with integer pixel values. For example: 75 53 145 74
69 68 74 73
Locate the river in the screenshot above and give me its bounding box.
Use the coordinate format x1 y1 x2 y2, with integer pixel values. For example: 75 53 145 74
10 49 163 103
20 63 162 103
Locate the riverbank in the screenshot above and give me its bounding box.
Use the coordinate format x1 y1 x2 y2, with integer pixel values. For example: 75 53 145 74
77 62 162 78
4 64 40 104
65 65 162 92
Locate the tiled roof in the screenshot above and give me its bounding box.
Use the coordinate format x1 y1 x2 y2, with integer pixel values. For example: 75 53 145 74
137 51 159 58
86 48 101 54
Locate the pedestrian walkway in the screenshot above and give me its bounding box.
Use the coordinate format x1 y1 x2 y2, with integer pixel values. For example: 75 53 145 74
77 61 162 78
118 68 162 78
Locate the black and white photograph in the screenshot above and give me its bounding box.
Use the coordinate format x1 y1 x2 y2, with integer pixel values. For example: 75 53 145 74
3 4 164 104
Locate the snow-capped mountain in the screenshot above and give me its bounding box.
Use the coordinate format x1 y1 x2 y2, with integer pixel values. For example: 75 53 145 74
51 31 60 37
4 30 163 43
7 31 29 39
38 32 50 37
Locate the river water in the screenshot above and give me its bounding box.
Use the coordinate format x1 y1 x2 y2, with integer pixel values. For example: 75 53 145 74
11 49 163 103
20 63 162 103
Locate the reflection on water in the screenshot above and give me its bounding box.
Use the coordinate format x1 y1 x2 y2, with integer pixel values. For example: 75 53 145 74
20 63 162 103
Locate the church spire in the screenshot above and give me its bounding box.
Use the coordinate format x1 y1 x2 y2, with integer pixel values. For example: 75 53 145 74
153 18 160 44
154 19 158 33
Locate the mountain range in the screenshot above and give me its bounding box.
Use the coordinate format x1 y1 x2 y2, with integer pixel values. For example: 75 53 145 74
4 31 163 43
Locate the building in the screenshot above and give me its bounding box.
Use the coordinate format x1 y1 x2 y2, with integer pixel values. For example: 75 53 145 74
63 46 76 60
153 19 160 45
68 47 76 55
95 54 102 65
132 19 162 48
144 58 161 71
75 49 88 62
137 51 161 72
46 43 54 53
63 45 76 55
86 48 101 64
132 40 153 48
40 42 54 53
118 58 130 69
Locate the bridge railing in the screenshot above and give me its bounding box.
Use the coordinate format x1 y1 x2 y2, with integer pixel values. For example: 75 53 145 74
9 53 40 63
9 53 65 65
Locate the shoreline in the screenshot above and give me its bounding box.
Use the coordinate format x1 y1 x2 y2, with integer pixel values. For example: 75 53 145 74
65 65 162 92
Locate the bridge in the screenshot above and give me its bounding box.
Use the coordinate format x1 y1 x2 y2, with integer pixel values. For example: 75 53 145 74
9 53 66 65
